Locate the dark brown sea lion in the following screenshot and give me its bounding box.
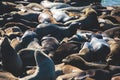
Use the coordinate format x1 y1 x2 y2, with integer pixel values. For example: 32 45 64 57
0 37 23 77
20 50 56 80
18 48 36 66
41 35 60 54
64 7 100 31
62 53 120 78
52 41 82 64
34 22 81 41
62 54 106 70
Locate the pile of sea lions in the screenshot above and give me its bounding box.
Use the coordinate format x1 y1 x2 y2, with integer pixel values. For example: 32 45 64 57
0 0 120 80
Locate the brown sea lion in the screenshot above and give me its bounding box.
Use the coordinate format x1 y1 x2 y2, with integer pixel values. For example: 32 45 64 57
104 27 120 38
52 41 82 64
20 50 56 80
106 40 120 65
62 54 107 70
64 7 100 31
0 37 24 77
55 63 83 80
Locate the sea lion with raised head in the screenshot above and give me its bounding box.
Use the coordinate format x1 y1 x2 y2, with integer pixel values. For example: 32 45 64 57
20 50 56 80
0 37 23 77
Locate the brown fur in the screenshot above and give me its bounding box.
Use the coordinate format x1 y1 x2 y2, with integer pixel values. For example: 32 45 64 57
106 40 120 65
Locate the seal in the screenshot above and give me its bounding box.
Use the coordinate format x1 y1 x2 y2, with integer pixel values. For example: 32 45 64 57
41 35 60 54
34 22 81 41
104 27 120 38
106 40 120 65
18 48 36 66
62 54 107 70
78 42 94 62
52 41 82 64
89 36 110 62
50 8 74 22
14 30 38 52
64 7 100 31
20 50 56 80
1 37 23 77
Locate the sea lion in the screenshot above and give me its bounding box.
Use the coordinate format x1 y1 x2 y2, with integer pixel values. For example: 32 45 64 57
62 53 120 77
0 37 23 77
34 22 81 41
50 8 74 23
20 50 56 80
64 7 100 31
106 40 120 65
55 63 83 80
104 27 120 38
27 40 41 49
78 42 94 62
52 41 82 64
62 54 107 70
68 32 93 42
89 36 110 62
38 9 60 24
2 22 31 32
14 30 38 52
18 48 36 66
41 35 60 54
